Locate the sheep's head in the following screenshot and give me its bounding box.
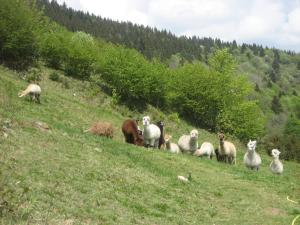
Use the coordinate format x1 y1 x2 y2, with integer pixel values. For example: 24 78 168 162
157 121 164 128
247 139 257 151
164 134 171 142
190 129 198 140
218 132 225 144
142 116 151 126
271 149 281 159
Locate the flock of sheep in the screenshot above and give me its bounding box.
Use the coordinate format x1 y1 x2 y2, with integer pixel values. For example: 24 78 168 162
122 116 284 175
18 83 283 175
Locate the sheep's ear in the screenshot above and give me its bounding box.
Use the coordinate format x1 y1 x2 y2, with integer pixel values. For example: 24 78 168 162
278 151 281 154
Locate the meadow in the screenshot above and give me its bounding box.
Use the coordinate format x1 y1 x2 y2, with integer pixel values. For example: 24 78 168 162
0 66 299 225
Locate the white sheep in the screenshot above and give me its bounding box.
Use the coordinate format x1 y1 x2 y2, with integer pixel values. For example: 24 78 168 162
194 142 215 159
178 129 199 154
18 83 41 103
164 134 180 154
269 149 283 174
243 140 262 170
218 133 236 165
142 116 161 148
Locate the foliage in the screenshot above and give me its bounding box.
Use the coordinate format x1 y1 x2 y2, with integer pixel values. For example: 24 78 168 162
0 0 42 69
39 25 70 69
100 45 167 108
64 31 98 79
166 49 264 139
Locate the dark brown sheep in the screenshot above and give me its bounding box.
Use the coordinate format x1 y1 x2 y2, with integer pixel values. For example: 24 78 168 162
122 119 144 146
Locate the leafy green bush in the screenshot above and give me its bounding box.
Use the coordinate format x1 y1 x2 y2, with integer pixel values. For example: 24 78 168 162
100 45 167 108
166 49 265 139
0 0 42 69
40 25 70 69
64 32 98 79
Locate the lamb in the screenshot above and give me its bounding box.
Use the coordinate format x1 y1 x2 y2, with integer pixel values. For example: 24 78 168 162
243 140 262 170
178 129 199 154
164 134 180 154
156 121 165 149
142 116 161 148
122 119 144 146
18 84 41 103
218 133 236 165
269 149 283 174
194 142 215 159
84 121 113 138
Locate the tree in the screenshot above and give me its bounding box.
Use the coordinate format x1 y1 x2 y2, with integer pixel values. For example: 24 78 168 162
0 0 42 69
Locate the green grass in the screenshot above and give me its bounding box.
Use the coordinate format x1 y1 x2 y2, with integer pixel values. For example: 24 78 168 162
0 65 299 225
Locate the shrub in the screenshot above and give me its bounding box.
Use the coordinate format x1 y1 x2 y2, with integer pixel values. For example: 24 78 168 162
100 45 167 108
0 0 41 69
64 32 98 79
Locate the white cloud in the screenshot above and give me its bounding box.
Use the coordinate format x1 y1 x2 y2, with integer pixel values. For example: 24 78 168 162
56 0 300 52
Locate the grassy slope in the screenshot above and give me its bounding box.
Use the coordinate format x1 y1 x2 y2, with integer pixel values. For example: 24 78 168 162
0 66 299 225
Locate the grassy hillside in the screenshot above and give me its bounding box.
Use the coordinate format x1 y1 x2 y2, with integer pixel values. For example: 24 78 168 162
0 66 300 225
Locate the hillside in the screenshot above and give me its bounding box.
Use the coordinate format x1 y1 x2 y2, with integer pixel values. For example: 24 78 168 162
38 0 300 161
1 66 300 225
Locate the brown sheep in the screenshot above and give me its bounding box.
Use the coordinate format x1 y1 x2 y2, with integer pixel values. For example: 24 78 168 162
84 121 114 138
122 119 144 146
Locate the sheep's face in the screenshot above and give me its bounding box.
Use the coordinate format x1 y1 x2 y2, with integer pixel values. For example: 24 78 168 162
157 121 164 127
218 133 225 144
271 149 281 158
164 134 171 142
190 129 198 139
142 116 150 126
247 140 257 151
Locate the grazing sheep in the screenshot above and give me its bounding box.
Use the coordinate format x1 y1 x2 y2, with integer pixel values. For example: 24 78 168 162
84 121 113 138
178 129 199 154
18 84 41 103
164 134 180 154
156 121 165 149
269 149 283 174
142 116 161 148
218 133 236 165
121 119 144 146
243 140 262 170
194 142 215 159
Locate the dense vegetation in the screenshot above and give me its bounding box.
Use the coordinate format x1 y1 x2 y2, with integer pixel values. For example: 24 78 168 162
0 0 299 161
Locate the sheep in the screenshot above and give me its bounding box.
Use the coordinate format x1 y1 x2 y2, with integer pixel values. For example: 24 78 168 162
243 140 262 170
18 83 41 103
84 121 113 138
269 149 283 174
178 129 199 154
194 142 215 159
218 133 236 165
121 119 144 146
156 121 165 149
142 116 161 148
164 134 180 153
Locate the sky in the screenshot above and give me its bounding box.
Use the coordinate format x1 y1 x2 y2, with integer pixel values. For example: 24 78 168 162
56 0 300 52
